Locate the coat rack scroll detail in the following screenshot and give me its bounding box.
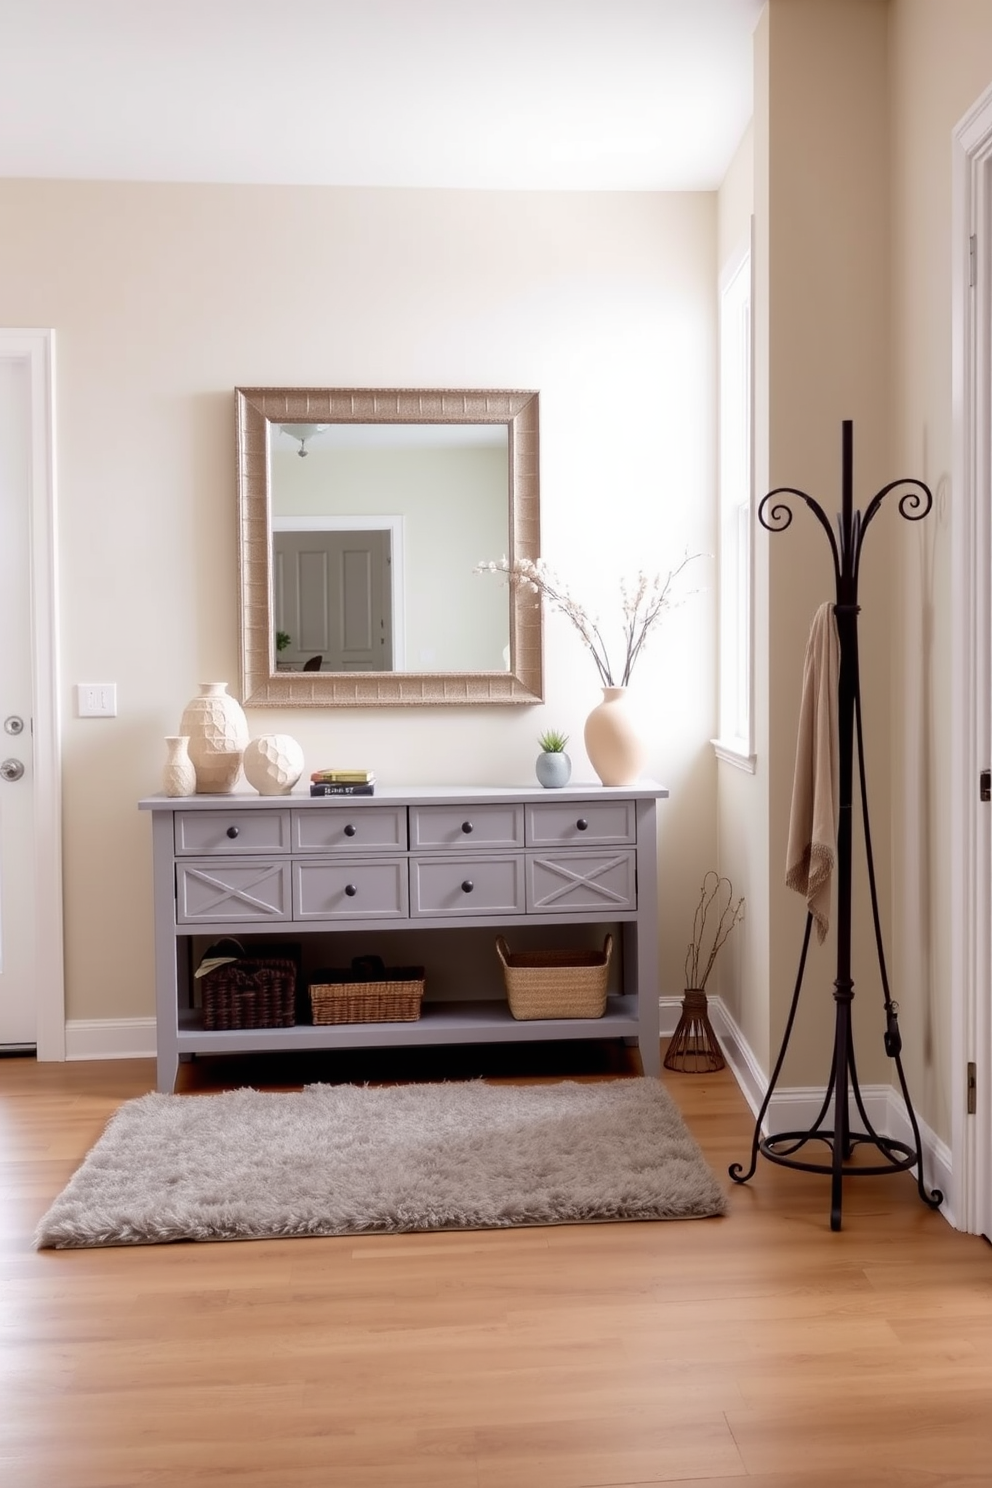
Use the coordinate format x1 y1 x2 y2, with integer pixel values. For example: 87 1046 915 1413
729 420 944 1232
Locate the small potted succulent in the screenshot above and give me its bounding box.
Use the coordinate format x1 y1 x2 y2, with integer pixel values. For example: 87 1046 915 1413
535 728 571 789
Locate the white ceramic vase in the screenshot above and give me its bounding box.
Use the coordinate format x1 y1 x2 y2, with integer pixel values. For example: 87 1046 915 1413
583 686 646 787
161 735 196 797
179 682 250 795
243 734 305 795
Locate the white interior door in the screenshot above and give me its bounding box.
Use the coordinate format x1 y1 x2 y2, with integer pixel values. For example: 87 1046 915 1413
0 331 63 1057
952 87 992 1238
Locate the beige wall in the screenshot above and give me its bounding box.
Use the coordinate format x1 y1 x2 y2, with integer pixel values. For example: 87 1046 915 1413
0 181 717 1025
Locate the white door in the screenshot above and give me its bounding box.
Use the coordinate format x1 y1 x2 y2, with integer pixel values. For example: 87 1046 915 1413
0 331 63 1056
952 87 992 1238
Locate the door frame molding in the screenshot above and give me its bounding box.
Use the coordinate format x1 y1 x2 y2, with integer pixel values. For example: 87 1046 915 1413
0 329 64 1059
951 86 992 1234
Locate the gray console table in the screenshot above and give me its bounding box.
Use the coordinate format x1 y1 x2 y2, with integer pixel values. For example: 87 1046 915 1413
139 782 668 1092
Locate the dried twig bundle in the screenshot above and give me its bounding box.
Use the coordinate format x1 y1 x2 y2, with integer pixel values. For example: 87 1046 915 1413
684 871 745 991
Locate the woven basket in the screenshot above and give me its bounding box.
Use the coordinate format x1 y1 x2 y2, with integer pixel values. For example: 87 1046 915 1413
495 934 612 1021
199 956 298 1031
309 960 425 1025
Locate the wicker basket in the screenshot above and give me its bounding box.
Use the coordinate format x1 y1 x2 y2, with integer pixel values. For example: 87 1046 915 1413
309 957 425 1025
495 934 612 1020
198 952 298 1031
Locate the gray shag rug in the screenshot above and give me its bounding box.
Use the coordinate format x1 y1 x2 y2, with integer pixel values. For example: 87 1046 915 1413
35 1077 727 1249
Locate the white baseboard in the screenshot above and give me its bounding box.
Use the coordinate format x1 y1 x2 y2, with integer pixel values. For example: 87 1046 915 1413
660 993 957 1228
65 1018 157 1061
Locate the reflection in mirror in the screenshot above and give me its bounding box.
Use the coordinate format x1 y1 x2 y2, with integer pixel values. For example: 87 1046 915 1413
236 388 542 707
270 424 510 674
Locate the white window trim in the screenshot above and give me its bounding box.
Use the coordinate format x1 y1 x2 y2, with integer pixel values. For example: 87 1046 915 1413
712 222 756 773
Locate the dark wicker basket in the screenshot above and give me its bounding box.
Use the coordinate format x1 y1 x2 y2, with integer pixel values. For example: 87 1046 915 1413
199 955 298 1031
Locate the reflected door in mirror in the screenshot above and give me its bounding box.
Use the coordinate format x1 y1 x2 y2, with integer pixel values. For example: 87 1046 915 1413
274 529 393 672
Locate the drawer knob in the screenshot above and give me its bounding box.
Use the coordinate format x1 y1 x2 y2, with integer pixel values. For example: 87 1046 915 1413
345 883 357 897
226 826 240 839
576 818 588 831
461 820 473 834
461 879 474 893
344 823 357 837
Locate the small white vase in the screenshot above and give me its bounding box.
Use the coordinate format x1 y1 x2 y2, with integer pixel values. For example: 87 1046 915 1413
161 736 196 797
583 686 646 787
243 735 305 795
535 751 571 788
179 682 250 795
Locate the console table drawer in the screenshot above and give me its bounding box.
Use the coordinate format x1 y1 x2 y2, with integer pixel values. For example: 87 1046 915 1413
294 859 409 920
525 800 636 847
176 859 292 923
410 854 525 916
174 809 292 856
409 804 525 850
292 806 407 853
526 850 636 913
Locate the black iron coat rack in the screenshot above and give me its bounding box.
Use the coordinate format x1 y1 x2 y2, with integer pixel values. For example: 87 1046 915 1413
730 420 944 1231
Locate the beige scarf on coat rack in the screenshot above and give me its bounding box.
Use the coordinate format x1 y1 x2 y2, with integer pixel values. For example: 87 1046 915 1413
785 601 840 943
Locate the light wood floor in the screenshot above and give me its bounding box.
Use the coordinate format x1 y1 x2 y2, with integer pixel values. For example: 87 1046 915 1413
2 1041 991 1488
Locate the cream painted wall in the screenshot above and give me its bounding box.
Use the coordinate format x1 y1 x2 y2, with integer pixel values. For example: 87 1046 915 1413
888 0 992 1142
0 181 717 1026
720 0 895 1085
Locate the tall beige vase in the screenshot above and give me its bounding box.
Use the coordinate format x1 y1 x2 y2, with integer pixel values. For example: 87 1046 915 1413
179 682 250 794
583 686 646 787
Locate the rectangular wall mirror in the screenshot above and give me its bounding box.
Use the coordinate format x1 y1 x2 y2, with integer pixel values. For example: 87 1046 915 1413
236 387 542 707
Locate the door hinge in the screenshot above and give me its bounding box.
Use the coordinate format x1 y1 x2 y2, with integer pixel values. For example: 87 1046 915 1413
970 233 977 287
967 1061 977 1115
981 769 991 803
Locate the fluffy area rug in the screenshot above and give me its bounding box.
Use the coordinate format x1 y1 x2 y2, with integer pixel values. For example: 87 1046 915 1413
34 1077 727 1249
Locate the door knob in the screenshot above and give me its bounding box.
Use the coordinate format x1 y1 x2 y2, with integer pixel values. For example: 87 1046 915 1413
0 758 25 782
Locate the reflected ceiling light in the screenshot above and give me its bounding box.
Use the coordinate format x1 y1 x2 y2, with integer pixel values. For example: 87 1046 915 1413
279 423 330 457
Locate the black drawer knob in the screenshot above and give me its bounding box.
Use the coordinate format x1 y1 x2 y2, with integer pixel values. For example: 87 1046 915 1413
576 818 588 831
461 879 474 893
461 821 473 834
344 823 357 837
226 826 239 839
345 883 357 897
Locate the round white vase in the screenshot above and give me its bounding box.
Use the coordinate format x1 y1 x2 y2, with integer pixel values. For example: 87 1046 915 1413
243 734 305 795
583 686 646 787
161 735 196 797
535 751 571 788
179 682 250 795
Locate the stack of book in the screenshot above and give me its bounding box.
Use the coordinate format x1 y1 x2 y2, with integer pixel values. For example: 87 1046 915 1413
309 768 376 797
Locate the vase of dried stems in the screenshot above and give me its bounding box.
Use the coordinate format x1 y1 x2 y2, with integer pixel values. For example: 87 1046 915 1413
583 686 646 787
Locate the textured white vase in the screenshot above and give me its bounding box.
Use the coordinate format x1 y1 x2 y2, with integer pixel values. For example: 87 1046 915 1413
583 686 646 787
161 736 196 797
243 734 305 795
179 683 250 795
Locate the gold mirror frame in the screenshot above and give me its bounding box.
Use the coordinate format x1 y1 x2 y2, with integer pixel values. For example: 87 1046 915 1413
236 387 542 708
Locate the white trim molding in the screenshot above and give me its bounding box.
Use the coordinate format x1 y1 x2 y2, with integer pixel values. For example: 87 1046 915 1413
65 1018 157 1061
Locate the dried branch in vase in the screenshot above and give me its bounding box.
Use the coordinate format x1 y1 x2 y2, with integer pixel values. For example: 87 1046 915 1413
474 552 704 688
684 872 745 991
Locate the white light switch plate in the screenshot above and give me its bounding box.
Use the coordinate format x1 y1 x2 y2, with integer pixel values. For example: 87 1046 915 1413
77 683 117 717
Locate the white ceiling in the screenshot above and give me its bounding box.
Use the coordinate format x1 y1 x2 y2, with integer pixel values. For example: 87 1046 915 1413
0 0 762 192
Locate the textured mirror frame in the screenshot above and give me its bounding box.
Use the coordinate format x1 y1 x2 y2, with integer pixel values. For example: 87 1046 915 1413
236 387 542 708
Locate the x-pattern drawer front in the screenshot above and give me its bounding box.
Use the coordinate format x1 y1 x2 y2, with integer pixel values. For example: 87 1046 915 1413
526 850 636 912
176 860 292 923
